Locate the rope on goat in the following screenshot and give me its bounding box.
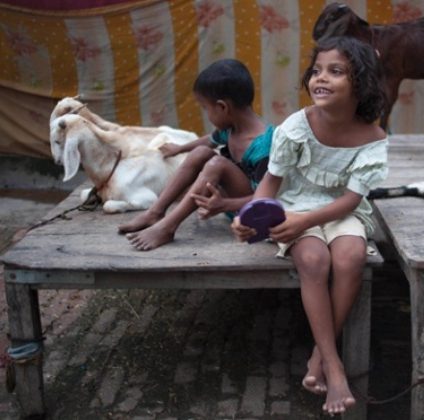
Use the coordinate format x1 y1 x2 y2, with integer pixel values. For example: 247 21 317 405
15 150 122 236
10 187 102 245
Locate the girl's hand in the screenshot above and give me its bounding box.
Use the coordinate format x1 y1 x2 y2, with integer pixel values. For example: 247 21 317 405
191 183 224 219
269 211 309 243
231 216 256 242
159 143 182 158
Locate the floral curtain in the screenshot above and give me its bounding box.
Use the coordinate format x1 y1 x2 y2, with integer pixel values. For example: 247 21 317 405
0 0 423 157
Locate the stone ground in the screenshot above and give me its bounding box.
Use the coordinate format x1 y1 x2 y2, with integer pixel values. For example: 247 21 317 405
0 189 413 420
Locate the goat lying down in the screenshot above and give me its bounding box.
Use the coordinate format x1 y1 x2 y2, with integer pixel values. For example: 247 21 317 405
50 98 198 213
313 2 424 130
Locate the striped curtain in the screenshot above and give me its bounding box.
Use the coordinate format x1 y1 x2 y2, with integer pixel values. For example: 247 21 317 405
0 0 421 157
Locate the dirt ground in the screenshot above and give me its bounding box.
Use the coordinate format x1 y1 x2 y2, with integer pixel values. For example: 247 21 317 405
0 189 413 419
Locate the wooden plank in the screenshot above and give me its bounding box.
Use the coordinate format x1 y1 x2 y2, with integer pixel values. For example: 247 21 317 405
373 200 424 269
372 135 424 420
5 283 45 418
342 279 371 420
406 268 424 420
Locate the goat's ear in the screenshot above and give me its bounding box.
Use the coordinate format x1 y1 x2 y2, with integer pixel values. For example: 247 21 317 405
63 133 81 182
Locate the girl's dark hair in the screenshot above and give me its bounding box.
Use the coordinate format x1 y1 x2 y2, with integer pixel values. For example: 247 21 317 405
302 36 386 123
193 59 254 108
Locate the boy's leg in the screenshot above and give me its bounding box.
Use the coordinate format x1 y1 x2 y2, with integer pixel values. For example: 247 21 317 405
290 237 356 415
118 146 216 233
127 155 252 250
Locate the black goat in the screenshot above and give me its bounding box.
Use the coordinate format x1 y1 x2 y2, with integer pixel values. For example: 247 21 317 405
313 2 424 130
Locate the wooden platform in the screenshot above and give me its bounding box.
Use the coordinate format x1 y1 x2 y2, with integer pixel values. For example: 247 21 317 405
4 134 424 420
371 135 424 420
1 186 385 420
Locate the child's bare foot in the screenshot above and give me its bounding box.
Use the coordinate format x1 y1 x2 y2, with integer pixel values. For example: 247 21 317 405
126 223 175 250
322 362 356 416
118 209 164 234
302 347 327 395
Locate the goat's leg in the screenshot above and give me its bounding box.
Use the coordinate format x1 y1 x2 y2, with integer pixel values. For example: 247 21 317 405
103 200 133 213
103 188 159 214
380 77 401 131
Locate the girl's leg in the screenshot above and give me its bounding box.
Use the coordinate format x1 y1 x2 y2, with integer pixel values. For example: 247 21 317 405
305 236 366 396
290 237 355 415
118 146 216 233
329 235 366 334
127 155 252 250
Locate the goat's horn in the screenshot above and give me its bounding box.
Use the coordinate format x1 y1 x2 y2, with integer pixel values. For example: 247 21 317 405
72 94 81 100
59 120 66 129
71 104 87 114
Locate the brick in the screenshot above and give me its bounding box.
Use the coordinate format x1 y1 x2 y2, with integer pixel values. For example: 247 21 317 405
97 366 125 406
271 400 291 416
174 361 196 384
221 373 237 394
269 361 288 378
240 376 266 417
217 398 238 418
269 377 290 397
117 387 143 412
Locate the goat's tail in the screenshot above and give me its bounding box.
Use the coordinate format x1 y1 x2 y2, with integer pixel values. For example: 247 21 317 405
368 182 424 199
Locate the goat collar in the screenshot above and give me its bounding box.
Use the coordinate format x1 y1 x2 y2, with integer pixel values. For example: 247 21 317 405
95 149 122 194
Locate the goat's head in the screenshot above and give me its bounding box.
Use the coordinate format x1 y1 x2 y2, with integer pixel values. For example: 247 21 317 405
49 114 88 182
313 2 372 44
50 96 88 124
50 117 68 166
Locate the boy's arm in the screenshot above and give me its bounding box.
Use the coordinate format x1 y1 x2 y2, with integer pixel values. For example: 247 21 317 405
191 183 253 219
160 134 214 158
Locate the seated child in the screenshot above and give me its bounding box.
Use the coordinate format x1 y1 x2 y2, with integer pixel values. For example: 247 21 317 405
118 58 273 250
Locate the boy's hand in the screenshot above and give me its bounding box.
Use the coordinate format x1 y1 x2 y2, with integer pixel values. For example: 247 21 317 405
269 211 308 243
231 216 256 242
191 183 224 219
159 143 182 158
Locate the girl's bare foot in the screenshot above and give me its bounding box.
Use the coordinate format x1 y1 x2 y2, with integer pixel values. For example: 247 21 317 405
322 362 356 416
126 223 175 250
118 209 164 234
302 347 327 395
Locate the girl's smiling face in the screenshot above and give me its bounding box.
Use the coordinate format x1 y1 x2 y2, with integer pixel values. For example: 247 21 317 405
308 49 357 111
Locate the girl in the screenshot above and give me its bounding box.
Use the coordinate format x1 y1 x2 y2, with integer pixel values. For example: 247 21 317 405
232 36 388 415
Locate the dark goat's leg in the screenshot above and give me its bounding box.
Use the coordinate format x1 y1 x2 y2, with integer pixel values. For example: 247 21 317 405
380 77 401 131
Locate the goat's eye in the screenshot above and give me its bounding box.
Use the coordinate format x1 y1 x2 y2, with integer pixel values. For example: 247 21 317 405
55 140 61 145
65 106 71 113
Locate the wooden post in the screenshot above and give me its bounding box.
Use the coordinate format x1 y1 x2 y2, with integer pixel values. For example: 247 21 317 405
342 273 372 420
407 268 424 420
5 280 45 418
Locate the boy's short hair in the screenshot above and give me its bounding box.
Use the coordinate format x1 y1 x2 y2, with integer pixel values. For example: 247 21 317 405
193 59 254 108
302 36 386 123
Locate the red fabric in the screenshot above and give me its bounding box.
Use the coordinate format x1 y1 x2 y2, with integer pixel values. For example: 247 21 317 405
0 0 134 10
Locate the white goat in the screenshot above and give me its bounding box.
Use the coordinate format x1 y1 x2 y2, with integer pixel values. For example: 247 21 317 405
50 96 195 158
50 100 198 213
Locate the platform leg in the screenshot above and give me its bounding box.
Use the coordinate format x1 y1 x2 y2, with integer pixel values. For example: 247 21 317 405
5 281 45 418
342 274 372 420
407 268 424 420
